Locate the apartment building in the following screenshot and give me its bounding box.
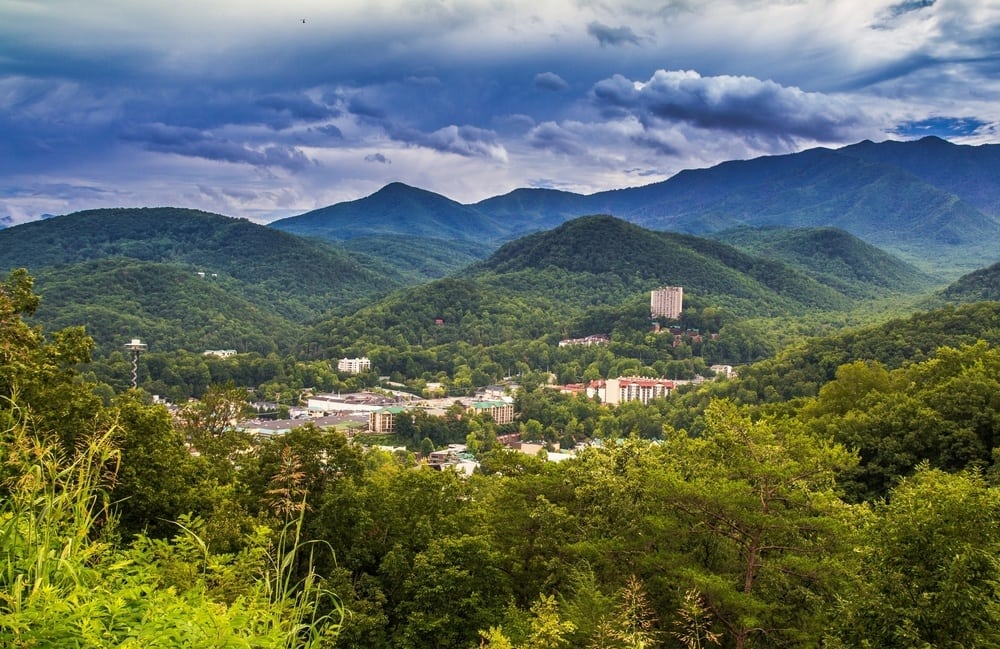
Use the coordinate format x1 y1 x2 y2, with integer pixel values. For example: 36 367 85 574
650 286 683 319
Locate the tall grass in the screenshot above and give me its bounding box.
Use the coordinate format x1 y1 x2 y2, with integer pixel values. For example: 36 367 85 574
0 399 341 647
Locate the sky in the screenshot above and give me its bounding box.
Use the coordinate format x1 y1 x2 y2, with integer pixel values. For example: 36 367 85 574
2 0 1000 225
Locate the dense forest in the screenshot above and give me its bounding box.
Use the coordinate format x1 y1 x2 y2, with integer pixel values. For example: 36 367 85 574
4 260 1000 647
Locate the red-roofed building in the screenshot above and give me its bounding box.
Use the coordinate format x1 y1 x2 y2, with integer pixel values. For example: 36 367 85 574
587 376 676 405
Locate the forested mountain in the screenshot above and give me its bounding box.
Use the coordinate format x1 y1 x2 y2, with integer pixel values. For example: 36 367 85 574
30 258 303 354
270 182 505 241
343 235 492 285
0 207 417 356
473 215 907 313
0 207 394 318
471 187 595 234
841 136 1000 216
939 261 1000 303
709 226 935 298
304 216 931 372
273 138 1000 277
735 301 1000 402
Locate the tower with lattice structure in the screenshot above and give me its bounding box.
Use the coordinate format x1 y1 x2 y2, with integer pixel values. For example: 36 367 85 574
124 338 147 388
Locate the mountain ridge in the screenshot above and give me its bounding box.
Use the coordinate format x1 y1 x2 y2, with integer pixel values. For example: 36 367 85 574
268 137 1000 277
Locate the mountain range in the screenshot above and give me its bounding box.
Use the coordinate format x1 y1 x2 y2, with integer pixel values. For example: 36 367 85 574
0 205 942 357
1 136 998 359
272 136 1000 277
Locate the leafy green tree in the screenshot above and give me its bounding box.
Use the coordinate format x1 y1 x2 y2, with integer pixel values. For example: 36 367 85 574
176 382 254 483
656 401 856 649
111 391 202 537
829 466 1000 648
1 269 104 454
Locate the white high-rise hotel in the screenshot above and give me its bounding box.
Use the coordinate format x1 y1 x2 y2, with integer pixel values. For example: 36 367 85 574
650 286 683 319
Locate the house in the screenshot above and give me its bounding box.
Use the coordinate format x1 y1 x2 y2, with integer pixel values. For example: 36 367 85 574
710 364 735 379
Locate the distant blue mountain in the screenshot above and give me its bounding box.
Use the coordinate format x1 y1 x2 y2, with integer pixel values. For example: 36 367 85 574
270 138 1000 276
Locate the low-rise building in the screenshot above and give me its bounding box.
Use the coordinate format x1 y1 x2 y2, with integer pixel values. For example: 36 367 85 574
337 357 371 374
710 364 735 379
203 349 237 358
558 334 610 347
366 396 515 433
369 406 407 434
308 391 398 415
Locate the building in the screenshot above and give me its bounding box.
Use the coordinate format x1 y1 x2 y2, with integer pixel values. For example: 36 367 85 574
307 391 398 415
367 397 515 433
710 364 735 379
558 334 610 347
588 376 676 405
468 400 515 425
369 406 407 434
203 349 237 358
651 286 683 319
337 357 371 374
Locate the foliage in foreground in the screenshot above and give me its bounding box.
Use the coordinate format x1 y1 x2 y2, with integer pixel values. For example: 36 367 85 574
6 268 1000 648
0 408 341 647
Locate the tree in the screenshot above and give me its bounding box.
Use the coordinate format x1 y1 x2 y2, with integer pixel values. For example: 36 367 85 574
111 391 202 537
656 400 856 649
1 269 103 454
175 382 253 483
829 467 1000 648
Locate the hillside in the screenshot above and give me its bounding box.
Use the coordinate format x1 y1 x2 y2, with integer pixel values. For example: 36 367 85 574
577 146 1000 275
0 207 399 321
270 182 506 242
308 216 920 360
474 215 854 314
736 301 1000 402
841 136 1000 217
939 262 1000 303
709 226 935 298
343 235 492 284
30 258 302 354
471 187 595 235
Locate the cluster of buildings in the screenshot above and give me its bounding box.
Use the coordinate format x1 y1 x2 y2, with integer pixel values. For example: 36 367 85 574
302 389 515 435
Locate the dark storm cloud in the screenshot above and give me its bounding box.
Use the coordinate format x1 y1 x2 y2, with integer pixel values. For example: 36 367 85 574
120 123 312 172
527 122 587 156
591 70 870 141
365 153 391 164
315 124 344 138
347 95 387 120
253 94 340 129
387 124 506 160
587 21 641 47
534 72 569 92
132 88 341 131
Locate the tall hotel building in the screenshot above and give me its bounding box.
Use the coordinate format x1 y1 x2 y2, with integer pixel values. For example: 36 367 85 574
650 286 683 319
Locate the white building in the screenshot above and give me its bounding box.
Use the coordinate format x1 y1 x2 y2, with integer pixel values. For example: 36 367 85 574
203 349 237 358
651 286 683 319
337 356 371 374
588 376 676 405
